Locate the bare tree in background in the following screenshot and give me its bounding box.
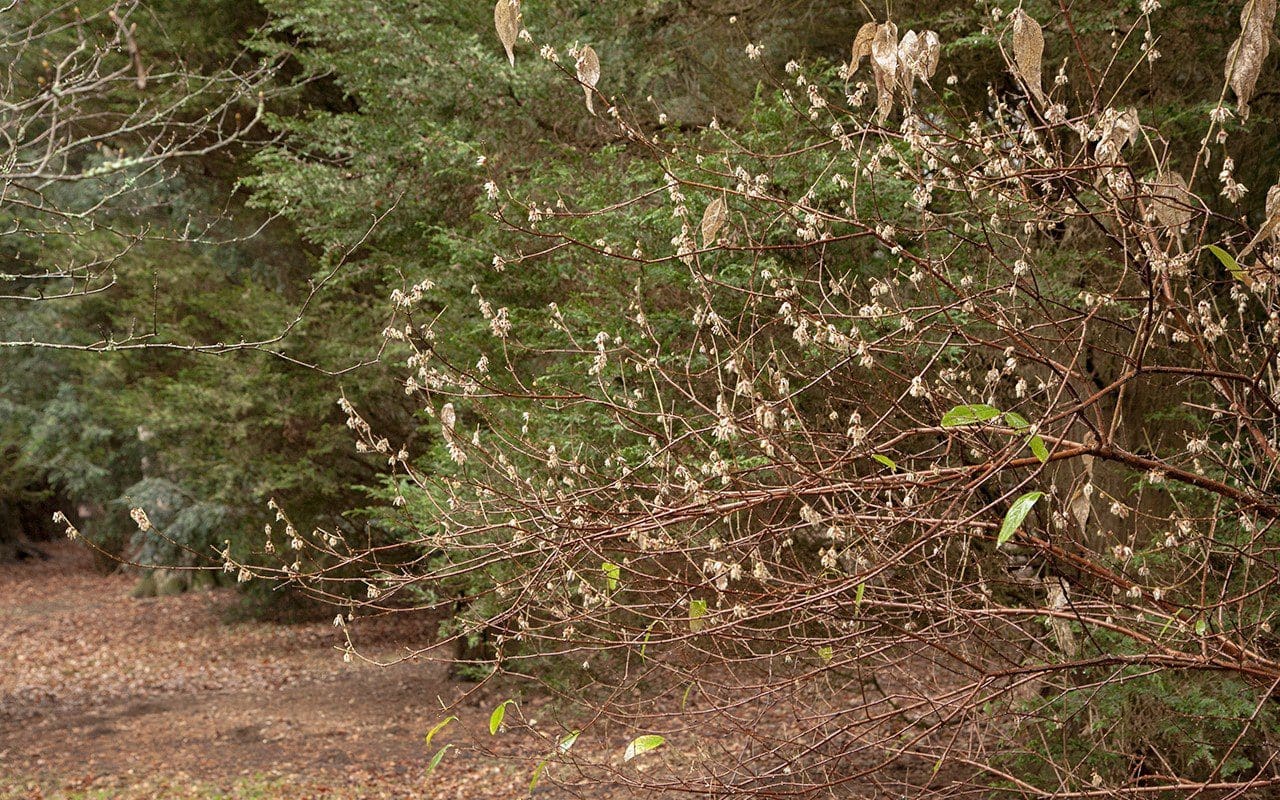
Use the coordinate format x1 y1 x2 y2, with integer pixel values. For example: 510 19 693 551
1 0 275 351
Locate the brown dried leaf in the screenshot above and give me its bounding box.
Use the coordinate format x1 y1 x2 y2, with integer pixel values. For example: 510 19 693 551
701 197 728 247
1239 181 1280 258
896 29 942 102
851 22 878 71
1225 0 1276 119
1093 107 1141 164
920 31 941 80
897 30 919 107
1150 171 1195 229
1012 9 1045 104
871 22 898 123
494 0 520 67
1257 181 1280 244
1043 578 1077 657
576 45 600 115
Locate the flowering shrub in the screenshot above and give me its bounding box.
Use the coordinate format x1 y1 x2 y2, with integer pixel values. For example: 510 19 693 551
243 0 1280 795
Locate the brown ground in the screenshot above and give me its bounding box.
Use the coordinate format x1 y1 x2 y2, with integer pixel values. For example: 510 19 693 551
0 542 555 799
0 543 968 800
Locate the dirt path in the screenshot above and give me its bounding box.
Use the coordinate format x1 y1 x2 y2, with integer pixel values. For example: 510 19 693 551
0 542 531 798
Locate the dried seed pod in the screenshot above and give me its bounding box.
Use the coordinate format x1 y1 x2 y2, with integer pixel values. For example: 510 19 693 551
851 22 878 71
576 45 600 114
1224 0 1276 119
1011 9 1045 104
494 0 520 67
1150 171 1195 229
701 197 728 247
871 22 898 123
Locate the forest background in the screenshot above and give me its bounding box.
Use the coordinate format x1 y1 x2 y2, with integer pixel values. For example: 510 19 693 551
5 0 1280 797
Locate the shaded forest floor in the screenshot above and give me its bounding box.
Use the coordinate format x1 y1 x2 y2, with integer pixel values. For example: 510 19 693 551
1 543 972 799
0 542 558 799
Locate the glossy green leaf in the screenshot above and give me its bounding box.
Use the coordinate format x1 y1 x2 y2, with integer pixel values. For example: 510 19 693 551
489 699 515 735
602 561 620 592
941 404 1002 427
424 715 457 748
1028 435 1049 462
854 582 866 610
998 491 1043 546
872 454 897 470
681 681 697 710
427 743 452 775
529 758 549 792
624 734 666 761
638 623 654 662
1003 411 1030 430
558 730 580 753
689 599 708 632
1206 244 1249 283
1195 618 1208 636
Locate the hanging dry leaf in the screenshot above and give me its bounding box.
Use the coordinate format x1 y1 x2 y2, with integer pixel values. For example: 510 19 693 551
871 22 898 123
494 0 520 67
1238 181 1280 259
896 30 920 107
576 45 600 115
1149 171 1195 229
1043 577 1077 657
1264 182 1280 244
895 29 942 104
1224 0 1275 119
919 31 941 80
1012 9 1045 104
701 197 728 247
1068 486 1091 536
1069 455 1094 536
1093 107 1141 164
851 22 878 71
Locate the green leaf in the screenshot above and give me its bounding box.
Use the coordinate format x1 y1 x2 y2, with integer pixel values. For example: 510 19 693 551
1206 244 1249 284
638 623 654 662
424 715 457 748
489 700 515 735
1195 618 1208 636
681 681 697 710
854 582 866 610
998 491 1043 546
1002 412 1047 460
817 645 833 664
427 743 452 775
872 454 897 470
530 731 579 793
941 404 1002 427
1003 411 1030 430
624 734 666 761
558 730 580 753
602 561 620 592
689 598 708 632
529 759 549 793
